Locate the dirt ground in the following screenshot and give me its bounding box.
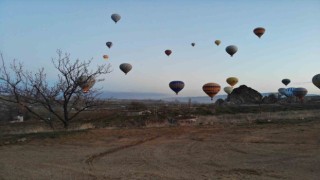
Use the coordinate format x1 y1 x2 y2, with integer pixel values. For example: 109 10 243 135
0 118 319 180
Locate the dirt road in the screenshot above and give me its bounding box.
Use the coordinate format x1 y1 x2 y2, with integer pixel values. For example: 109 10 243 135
1 119 319 179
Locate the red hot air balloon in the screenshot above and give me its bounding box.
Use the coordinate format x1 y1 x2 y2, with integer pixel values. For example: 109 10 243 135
77 75 96 93
165 50 172 56
253 27 266 38
293 87 308 103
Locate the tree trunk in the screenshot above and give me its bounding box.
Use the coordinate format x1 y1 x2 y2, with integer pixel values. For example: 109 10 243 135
63 102 69 129
63 121 69 129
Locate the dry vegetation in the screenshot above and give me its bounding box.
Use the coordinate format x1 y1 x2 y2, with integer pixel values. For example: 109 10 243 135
0 102 320 179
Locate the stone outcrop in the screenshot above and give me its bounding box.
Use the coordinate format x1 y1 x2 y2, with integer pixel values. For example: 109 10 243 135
226 85 262 104
262 94 278 104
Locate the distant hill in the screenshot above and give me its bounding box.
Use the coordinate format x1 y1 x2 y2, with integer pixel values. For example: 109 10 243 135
100 91 170 100
100 91 227 103
99 91 319 104
162 95 228 104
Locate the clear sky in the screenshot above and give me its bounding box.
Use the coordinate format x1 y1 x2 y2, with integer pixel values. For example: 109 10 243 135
1 0 320 97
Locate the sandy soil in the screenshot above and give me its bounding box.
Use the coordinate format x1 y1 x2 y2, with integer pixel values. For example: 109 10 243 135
0 119 319 180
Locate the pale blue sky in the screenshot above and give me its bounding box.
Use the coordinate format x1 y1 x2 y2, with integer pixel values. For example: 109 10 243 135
1 0 320 96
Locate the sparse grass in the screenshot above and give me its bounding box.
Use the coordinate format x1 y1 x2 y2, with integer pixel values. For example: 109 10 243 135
214 103 320 115
0 129 88 146
194 106 214 115
255 117 316 125
1 102 320 136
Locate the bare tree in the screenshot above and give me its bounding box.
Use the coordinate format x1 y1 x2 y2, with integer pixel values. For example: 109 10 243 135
0 50 112 128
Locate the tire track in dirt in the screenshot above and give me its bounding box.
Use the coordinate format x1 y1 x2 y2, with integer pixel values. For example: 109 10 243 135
41 162 99 180
85 135 160 166
136 139 200 179
137 136 215 179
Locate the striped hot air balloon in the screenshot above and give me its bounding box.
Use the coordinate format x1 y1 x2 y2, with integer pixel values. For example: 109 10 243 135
202 83 221 100
284 87 295 97
169 81 185 95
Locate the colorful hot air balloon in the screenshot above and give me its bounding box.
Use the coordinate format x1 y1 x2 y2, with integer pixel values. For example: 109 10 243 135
103 55 109 60
278 88 286 96
224 86 233 95
111 13 121 23
191 43 195 47
226 45 238 57
215 40 221 46
253 27 266 38
165 50 172 56
226 77 238 87
106 42 113 49
282 79 290 86
293 87 308 102
77 75 96 93
312 74 320 89
284 87 295 97
202 83 221 100
169 81 185 95
119 63 132 75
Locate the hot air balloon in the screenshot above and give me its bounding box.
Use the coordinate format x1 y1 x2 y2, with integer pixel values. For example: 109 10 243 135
165 50 172 56
103 55 109 60
278 88 286 96
215 40 221 46
284 87 295 97
282 79 290 86
312 74 320 89
226 45 238 57
77 75 96 93
224 86 233 95
226 77 238 87
119 63 132 75
293 87 308 102
169 81 185 95
191 43 195 47
253 27 266 38
111 13 121 23
202 83 221 100
106 42 113 49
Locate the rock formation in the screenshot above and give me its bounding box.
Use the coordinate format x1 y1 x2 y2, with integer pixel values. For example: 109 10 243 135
226 85 262 104
262 94 278 104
